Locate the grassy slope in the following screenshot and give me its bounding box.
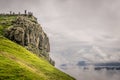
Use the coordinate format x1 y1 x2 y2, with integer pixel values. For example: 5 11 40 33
0 15 16 35
0 15 75 80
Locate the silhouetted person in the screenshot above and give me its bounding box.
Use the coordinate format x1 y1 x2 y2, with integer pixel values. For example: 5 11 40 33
25 10 27 15
10 11 12 14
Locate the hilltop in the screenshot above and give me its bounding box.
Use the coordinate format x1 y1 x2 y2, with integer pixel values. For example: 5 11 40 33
0 11 75 80
0 10 54 65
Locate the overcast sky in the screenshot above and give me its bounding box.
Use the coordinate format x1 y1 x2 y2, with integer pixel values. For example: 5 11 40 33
0 0 120 79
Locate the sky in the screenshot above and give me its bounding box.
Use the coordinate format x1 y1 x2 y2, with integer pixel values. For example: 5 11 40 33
0 0 120 79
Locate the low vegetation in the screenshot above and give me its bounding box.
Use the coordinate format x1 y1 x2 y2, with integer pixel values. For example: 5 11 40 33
0 15 75 80
0 36 75 80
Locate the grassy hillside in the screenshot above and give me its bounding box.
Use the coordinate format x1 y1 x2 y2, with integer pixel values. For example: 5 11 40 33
0 15 75 80
0 15 16 35
0 36 75 80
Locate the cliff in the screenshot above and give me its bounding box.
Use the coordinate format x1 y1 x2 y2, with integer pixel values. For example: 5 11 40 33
0 14 75 80
4 15 54 65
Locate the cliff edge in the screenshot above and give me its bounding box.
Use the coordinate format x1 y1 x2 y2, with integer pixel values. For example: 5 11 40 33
0 13 75 80
3 15 54 65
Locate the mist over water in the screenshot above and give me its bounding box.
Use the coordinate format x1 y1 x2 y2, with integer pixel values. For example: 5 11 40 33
60 66 120 80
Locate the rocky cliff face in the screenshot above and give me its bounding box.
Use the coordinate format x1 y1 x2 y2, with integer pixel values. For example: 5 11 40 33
4 16 54 65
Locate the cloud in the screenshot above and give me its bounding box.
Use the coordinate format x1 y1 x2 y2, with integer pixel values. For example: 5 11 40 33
1 0 120 80
60 63 120 80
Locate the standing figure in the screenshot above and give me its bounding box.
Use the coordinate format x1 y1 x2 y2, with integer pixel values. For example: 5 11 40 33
25 10 27 15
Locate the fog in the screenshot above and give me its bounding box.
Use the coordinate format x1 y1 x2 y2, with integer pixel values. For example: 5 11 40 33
0 0 120 80
60 66 120 80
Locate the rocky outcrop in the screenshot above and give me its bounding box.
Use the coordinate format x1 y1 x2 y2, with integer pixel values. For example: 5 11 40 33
4 16 55 65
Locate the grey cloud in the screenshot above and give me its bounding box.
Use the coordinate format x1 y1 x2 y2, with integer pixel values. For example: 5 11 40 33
1 0 120 80
60 63 120 80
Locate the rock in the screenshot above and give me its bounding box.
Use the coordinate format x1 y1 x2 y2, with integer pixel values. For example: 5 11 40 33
5 16 55 65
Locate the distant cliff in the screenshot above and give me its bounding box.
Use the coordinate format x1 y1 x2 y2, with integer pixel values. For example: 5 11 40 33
4 15 54 65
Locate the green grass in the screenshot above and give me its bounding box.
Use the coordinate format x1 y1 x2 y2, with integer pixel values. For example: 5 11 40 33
0 15 16 35
0 15 75 80
0 36 75 80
